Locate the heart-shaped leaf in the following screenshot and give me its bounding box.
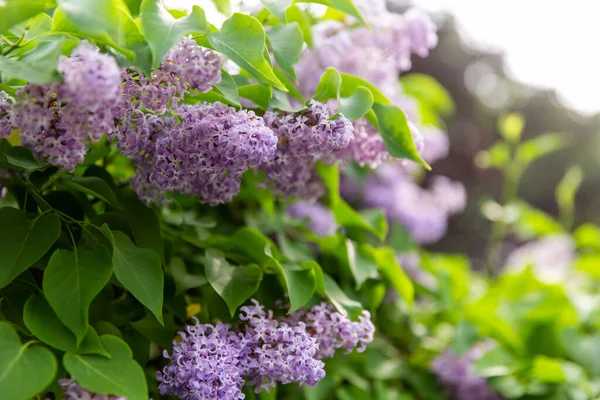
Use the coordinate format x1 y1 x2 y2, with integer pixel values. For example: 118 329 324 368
43 247 113 344
205 249 263 317
112 231 164 324
0 322 57 400
339 86 374 120
63 335 147 400
0 208 61 289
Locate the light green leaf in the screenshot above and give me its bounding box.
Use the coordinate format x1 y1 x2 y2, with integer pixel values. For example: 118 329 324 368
112 231 164 325
0 0 56 34
213 70 240 106
532 356 566 383
372 247 414 307
208 13 286 90
313 262 362 318
340 73 389 103
314 67 341 101
316 161 340 207
57 0 122 36
333 199 386 241
140 0 208 65
0 208 61 289
574 223 600 250
286 5 312 46
43 248 113 344
497 112 524 143
62 176 121 209
276 261 316 313
400 73 454 117
205 249 263 317
267 23 303 81
212 0 232 16
63 335 147 400
339 86 374 120
555 165 583 229
169 257 207 296
260 0 292 22
345 241 378 290
24 294 77 352
0 41 62 84
0 322 57 400
516 132 566 166
372 103 429 169
297 0 365 24
238 84 271 108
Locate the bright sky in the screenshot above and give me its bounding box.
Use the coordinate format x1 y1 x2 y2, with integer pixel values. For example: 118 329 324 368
413 0 600 115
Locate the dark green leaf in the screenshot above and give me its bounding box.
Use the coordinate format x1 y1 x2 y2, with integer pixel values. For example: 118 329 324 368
112 231 164 324
208 13 286 90
267 23 303 81
314 264 362 318
3 146 42 172
339 86 374 120
333 199 386 240
24 293 77 352
62 176 121 209
0 208 60 289
276 261 316 313
78 326 110 357
0 0 56 34
130 312 174 349
63 335 147 400
43 247 113 344
116 189 164 263
0 322 57 400
169 257 207 296
205 249 263 317
140 0 208 65
372 103 429 169
372 247 414 307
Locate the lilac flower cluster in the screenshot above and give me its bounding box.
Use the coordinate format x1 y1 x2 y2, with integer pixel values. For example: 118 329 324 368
114 102 277 205
5 42 121 171
432 342 502 400
0 91 14 139
286 201 336 237
261 101 354 199
58 378 126 400
289 301 375 359
363 164 466 244
158 300 375 400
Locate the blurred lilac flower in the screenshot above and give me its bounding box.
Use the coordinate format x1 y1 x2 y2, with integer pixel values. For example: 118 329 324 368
59 379 126 400
432 342 502 400
286 201 336 237
0 91 14 139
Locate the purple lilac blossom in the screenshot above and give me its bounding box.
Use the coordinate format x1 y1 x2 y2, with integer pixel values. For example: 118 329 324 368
432 342 502 400
260 101 353 199
505 233 575 284
288 302 375 360
0 91 14 138
286 201 336 237
364 163 466 244
59 379 126 400
114 102 277 205
8 42 122 172
420 126 450 164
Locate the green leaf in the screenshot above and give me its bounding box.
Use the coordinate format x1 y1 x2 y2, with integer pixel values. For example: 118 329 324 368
400 73 454 117
24 294 77 352
57 0 122 36
516 132 566 166
285 5 312 46
475 141 511 170
62 176 121 209
339 86 374 120
555 165 583 229
260 0 292 22
130 312 174 349
316 161 340 207
574 223 600 250
372 103 429 169
267 23 303 81
314 67 341 101
498 112 524 143
345 241 378 290
0 208 61 289
43 247 113 344
313 263 362 318
212 0 232 16
0 322 57 400
116 189 164 263
78 326 110 357
333 199 386 241
214 70 241 106
372 247 414 307
0 0 56 34
169 257 207 296
112 231 164 324
340 74 389 104
473 346 520 377
238 84 271 109
209 13 286 90
297 0 364 24
2 146 42 172
509 201 563 240
140 0 208 65
0 42 62 84
532 356 566 383
63 335 147 400
205 249 263 317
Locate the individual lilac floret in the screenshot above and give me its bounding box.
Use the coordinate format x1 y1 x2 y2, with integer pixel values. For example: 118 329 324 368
260 101 354 198
240 300 326 393
289 302 375 360
158 320 246 400
59 378 126 400
57 41 122 109
114 102 277 205
286 201 336 237
432 342 502 400
0 91 13 138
